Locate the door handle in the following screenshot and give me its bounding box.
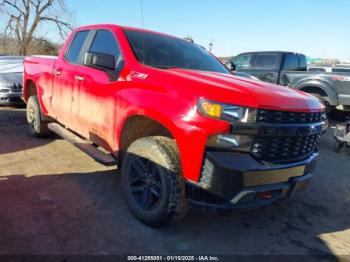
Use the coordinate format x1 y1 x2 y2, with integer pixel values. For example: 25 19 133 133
54 70 62 76
75 75 84 81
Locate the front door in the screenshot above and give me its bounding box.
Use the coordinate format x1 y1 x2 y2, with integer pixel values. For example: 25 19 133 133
71 29 124 151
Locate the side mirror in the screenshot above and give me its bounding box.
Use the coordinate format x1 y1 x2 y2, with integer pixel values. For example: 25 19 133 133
229 61 237 71
84 51 116 71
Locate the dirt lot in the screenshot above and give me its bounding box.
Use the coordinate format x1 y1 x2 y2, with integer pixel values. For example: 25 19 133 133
0 106 349 258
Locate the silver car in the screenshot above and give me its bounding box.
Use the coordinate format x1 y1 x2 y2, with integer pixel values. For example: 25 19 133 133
0 56 24 105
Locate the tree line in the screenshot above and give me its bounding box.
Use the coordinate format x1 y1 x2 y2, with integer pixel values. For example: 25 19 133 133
0 0 73 56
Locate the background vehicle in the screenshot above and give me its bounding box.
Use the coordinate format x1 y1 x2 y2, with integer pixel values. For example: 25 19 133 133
0 56 24 105
332 65 350 74
228 51 350 113
24 25 325 226
334 120 350 152
307 65 350 74
307 66 332 73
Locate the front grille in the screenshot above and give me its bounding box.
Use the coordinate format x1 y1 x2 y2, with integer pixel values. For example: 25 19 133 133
257 109 324 124
251 134 321 163
250 109 324 163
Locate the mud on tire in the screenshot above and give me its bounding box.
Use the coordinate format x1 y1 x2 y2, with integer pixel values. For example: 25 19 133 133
26 95 51 137
121 136 189 227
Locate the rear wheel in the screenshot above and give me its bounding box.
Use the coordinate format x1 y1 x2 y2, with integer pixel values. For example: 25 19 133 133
26 95 51 137
121 136 188 227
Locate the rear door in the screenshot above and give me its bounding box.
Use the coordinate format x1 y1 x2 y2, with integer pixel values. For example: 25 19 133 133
71 29 124 150
51 30 90 125
232 52 280 83
250 53 280 83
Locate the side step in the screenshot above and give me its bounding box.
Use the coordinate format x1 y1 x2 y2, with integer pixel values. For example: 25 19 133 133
48 123 117 166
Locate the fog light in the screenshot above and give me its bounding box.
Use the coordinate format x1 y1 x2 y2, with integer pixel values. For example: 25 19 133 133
207 134 252 152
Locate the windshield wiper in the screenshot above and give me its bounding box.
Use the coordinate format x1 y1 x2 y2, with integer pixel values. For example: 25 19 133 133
150 65 178 70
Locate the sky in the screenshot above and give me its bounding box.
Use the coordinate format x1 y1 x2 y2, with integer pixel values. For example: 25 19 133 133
29 0 350 60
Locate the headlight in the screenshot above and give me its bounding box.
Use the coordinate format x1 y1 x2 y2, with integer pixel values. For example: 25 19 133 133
198 98 256 151
198 98 257 123
207 134 252 152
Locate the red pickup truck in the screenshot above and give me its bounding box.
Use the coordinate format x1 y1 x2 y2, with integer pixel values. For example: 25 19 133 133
23 24 326 226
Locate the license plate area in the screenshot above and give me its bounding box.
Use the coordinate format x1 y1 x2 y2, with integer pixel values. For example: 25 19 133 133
243 165 306 187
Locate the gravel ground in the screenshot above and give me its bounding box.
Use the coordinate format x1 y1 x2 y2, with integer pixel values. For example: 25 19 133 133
0 106 349 259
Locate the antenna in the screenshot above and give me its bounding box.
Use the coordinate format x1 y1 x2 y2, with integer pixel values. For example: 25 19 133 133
209 39 214 53
140 0 144 29
140 0 145 63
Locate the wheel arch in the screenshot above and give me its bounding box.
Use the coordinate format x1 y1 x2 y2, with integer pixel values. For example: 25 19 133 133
294 79 338 106
23 79 51 119
118 114 176 164
24 79 38 102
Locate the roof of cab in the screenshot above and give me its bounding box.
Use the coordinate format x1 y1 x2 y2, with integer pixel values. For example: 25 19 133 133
73 24 183 41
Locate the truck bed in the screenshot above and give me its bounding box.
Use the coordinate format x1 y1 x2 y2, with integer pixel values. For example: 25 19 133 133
23 55 57 103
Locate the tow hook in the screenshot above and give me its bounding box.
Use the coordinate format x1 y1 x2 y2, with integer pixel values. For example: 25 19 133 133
260 192 272 199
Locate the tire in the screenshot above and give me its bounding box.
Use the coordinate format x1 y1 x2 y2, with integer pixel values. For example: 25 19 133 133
334 140 342 153
329 110 347 121
121 136 189 227
26 95 51 137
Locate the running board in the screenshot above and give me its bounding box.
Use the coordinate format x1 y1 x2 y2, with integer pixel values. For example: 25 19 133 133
48 123 117 166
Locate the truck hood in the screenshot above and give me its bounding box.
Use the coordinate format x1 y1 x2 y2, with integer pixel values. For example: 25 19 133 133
167 69 323 112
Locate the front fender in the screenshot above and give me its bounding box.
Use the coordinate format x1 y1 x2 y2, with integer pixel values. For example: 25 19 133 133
114 89 229 182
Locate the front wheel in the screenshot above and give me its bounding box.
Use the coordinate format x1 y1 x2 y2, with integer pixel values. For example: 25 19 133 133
121 136 188 227
26 95 51 137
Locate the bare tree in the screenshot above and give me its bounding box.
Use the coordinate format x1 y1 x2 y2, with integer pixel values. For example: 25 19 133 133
0 0 73 55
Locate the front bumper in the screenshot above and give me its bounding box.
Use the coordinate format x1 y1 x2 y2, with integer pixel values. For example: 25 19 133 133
187 150 317 210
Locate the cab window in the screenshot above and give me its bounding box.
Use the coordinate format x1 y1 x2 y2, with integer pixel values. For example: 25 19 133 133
89 30 122 67
252 54 278 69
231 54 253 69
66 30 89 64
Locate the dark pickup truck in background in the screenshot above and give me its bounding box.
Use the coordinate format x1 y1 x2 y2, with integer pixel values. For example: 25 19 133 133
227 51 350 113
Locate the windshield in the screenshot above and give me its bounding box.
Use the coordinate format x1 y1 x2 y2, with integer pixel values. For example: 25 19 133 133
124 30 229 74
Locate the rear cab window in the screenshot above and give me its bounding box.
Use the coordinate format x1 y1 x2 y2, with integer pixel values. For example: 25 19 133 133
283 53 299 71
299 55 307 71
283 53 307 71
